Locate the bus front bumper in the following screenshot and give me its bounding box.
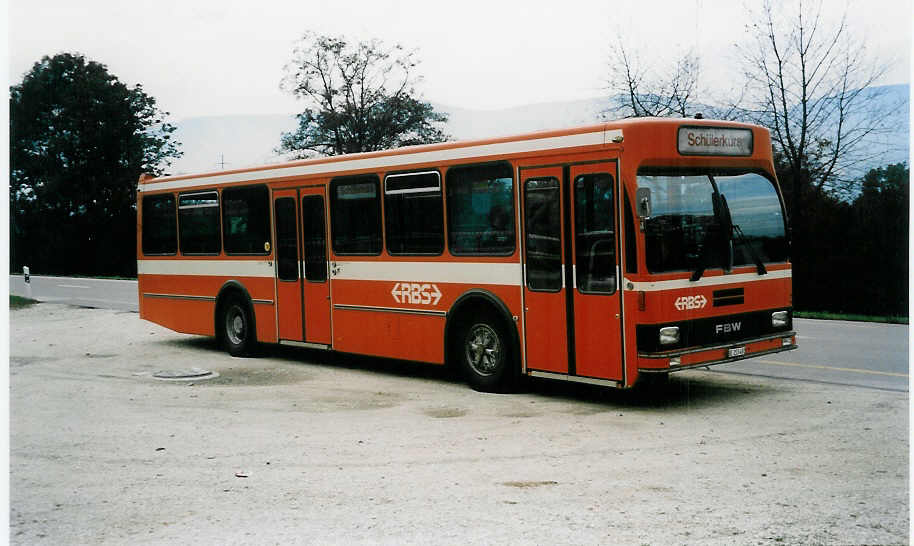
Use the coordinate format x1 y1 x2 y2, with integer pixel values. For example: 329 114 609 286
637 332 798 373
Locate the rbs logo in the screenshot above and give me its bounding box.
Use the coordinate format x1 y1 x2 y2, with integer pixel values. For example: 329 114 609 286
391 282 442 305
674 294 707 311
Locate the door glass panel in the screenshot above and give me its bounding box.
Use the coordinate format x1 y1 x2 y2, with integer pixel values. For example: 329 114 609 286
574 173 616 294
274 197 298 281
524 178 562 291
301 195 327 282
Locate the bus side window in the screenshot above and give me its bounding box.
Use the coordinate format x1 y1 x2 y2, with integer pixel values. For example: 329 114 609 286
222 185 271 255
330 175 382 255
384 171 444 255
142 194 177 255
446 162 515 255
178 191 220 255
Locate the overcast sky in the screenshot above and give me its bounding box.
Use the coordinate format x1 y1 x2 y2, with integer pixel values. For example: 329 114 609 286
8 0 912 120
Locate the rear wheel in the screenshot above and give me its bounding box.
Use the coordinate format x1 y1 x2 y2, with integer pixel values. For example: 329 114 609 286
221 296 256 356
455 315 515 392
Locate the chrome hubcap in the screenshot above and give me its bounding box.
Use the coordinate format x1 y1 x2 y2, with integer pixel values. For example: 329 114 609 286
465 324 501 376
226 306 245 345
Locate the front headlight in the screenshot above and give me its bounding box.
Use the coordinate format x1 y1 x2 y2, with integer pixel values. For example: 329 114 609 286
659 326 680 345
772 310 788 328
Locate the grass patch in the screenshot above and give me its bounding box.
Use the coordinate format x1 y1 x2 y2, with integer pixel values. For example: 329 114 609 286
794 310 908 325
10 295 38 309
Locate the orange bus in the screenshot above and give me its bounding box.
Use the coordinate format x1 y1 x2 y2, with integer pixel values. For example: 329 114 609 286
137 118 796 391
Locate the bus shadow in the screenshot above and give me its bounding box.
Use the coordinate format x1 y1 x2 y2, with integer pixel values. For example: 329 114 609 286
155 337 775 409
260 344 777 410
260 344 464 385
518 372 777 410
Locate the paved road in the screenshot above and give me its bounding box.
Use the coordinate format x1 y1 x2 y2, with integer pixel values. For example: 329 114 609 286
9 275 908 391
10 275 138 312
718 318 908 392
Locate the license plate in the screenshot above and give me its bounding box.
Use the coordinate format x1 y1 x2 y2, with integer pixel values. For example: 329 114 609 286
727 346 746 358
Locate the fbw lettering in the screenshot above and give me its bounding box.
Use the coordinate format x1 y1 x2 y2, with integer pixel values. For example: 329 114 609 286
715 322 742 334
391 282 442 305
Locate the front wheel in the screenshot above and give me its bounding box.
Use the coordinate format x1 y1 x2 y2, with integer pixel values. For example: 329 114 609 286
456 316 515 392
221 296 256 357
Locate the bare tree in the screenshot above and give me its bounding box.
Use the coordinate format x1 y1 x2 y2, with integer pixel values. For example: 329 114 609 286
605 39 746 121
605 40 701 118
739 0 896 202
279 32 449 158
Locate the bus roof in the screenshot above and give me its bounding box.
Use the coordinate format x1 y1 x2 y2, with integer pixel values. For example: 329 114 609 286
138 118 766 192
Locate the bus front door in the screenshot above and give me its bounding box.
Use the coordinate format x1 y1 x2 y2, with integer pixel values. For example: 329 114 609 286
274 189 304 341
273 187 332 345
521 161 624 381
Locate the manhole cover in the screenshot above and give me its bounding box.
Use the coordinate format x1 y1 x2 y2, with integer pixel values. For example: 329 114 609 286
152 367 219 381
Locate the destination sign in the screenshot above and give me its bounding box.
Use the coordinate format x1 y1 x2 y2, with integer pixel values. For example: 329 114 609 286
677 126 753 156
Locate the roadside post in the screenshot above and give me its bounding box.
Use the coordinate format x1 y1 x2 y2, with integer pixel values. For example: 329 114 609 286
23 266 32 300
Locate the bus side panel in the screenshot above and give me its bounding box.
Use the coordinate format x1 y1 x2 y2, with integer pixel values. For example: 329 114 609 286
333 310 447 364
140 293 216 336
138 273 277 343
330 279 521 364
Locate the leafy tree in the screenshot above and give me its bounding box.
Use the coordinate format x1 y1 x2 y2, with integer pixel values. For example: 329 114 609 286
10 52 181 276
846 163 909 316
279 32 449 158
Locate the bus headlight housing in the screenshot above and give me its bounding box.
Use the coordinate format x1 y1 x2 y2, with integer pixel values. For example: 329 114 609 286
772 310 788 328
659 326 680 345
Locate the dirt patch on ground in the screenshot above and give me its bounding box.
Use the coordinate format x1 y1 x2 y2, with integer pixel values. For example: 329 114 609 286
8 304 909 545
422 407 468 418
501 480 559 488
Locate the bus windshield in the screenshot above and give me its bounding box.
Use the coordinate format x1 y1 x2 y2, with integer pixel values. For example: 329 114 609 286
637 170 787 274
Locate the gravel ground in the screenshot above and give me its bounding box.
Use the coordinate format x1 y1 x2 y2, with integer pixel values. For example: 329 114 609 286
10 303 909 545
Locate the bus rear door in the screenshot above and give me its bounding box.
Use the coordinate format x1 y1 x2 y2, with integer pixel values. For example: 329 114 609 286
273 186 332 346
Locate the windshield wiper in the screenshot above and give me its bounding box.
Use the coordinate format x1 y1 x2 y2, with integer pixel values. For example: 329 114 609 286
689 244 711 282
731 222 768 275
717 193 766 275
690 191 726 282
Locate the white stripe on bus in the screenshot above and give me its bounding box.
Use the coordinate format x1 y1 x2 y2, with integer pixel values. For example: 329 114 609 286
138 129 620 193
137 260 790 291
137 260 274 277
625 268 791 292
137 259 523 285
333 261 523 286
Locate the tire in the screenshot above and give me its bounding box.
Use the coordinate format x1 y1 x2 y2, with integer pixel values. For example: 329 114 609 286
220 295 257 357
455 314 515 393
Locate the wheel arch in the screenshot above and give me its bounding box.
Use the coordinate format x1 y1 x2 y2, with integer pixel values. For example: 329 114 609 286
214 280 257 341
444 289 520 367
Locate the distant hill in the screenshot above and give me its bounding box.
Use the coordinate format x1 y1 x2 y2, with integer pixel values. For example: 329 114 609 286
167 84 908 176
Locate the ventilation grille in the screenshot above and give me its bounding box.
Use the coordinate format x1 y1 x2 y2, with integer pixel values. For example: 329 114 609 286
713 287 744 307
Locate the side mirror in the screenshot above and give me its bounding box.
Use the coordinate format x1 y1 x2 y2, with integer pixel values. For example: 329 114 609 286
635 187 652 218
